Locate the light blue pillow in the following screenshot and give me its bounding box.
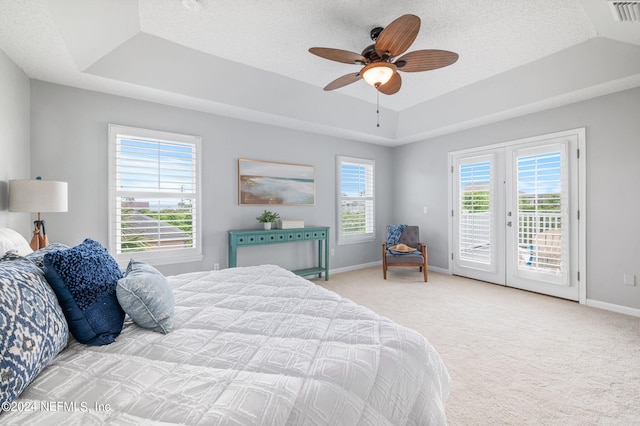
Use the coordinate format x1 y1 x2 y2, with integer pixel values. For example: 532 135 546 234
116 260 174 333
0 252 69 405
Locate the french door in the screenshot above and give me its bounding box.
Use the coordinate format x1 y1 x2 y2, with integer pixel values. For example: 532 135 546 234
450 130 584 301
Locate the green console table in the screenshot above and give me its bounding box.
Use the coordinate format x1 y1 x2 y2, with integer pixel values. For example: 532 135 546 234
228 226 330 280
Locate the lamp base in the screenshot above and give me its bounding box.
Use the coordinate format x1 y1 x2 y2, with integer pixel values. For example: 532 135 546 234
30 219 49 251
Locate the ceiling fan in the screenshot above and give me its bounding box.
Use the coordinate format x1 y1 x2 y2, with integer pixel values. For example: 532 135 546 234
309 14 459 95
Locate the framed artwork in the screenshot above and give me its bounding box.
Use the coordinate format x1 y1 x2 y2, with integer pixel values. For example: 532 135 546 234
238 159 316 205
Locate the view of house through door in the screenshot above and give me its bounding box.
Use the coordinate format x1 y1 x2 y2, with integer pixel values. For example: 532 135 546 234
449 129 585 301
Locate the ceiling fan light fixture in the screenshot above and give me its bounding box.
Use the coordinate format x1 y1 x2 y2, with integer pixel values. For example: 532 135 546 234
361 62 397 87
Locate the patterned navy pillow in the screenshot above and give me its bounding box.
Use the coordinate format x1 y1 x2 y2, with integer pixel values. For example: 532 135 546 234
0 252 69 405
25 243 70 269
43 239 125 346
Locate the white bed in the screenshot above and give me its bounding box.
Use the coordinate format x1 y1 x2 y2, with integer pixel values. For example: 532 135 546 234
1 229 450 425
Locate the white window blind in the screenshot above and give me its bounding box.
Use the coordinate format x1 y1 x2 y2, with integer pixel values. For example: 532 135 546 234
515 145 568 282
459 160 492 264
337 156 375 244
108 125 202 265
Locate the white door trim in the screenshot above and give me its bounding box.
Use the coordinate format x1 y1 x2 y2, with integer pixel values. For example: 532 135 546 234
447 127 586 304
451 149 506 284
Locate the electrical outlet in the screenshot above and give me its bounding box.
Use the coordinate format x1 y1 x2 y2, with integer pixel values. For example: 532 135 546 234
423 206 428 214
213 263 220 271
623 273 636 286
330 248 335 256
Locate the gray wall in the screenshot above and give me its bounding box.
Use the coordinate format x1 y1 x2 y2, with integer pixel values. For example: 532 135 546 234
7 74 639 311
392 86 640 310
0 50 31 234
29 81 393 276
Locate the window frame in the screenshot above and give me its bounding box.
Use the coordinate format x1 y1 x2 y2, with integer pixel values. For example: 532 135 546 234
107 124 203 266
336 155 376 245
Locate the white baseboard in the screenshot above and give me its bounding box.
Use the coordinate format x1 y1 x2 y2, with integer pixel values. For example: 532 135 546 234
586 299 640 318
330 261 381 275
425 265 449 274
329 262 448 276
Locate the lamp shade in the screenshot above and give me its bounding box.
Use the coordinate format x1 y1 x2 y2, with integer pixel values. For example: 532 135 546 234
361 62 397 87
9 179 68 213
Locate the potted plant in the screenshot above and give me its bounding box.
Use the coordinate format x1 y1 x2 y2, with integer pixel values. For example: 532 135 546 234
256 210 280 230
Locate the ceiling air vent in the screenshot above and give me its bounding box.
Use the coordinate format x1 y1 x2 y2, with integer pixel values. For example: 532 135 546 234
608 1 640 21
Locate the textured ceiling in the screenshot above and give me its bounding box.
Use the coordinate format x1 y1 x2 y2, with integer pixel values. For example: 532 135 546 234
137 0 596 109
1 0 640 145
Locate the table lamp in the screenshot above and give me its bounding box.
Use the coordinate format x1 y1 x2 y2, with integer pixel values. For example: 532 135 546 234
9 177 68 250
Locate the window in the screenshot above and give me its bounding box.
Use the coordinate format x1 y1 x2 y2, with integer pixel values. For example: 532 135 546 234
515 145 568 282
458 158 493 265
336 156 375 244
108 125 202 265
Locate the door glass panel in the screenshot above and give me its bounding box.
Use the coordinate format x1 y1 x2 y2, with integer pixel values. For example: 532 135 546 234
515 146 568 284
459 160 492 265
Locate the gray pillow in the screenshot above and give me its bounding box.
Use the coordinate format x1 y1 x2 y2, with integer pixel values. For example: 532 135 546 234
116 259 174 333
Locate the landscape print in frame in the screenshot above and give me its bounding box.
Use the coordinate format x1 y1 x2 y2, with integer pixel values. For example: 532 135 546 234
238 159 316 205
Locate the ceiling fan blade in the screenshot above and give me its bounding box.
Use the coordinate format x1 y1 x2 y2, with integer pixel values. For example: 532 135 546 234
375 14 420 58
395 49 459 72
323 73 362 91
309 47 366 65
377 72 401 95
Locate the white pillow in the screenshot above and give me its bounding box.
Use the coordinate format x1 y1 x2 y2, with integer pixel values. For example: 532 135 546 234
0 227 33 256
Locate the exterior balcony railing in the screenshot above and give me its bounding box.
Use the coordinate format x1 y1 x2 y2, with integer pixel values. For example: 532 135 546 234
459 211 563 273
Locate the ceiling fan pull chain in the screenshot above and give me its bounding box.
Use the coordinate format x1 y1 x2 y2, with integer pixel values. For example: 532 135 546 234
376 85 380 127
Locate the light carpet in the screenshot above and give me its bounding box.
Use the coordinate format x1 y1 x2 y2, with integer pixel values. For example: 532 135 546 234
312 267 640 425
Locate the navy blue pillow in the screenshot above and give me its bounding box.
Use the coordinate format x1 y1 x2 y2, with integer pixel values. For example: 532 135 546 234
44 239 124 346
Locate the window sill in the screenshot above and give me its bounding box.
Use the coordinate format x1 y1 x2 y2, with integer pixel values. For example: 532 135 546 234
114 253 204 269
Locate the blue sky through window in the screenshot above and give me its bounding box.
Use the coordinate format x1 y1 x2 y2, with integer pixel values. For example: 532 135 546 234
118 138 196 211
517 152 561 194
460 152 561 194
341 163 369 197
119 138 196 193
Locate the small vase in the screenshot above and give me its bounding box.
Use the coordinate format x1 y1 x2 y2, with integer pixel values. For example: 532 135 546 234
263 222 272 230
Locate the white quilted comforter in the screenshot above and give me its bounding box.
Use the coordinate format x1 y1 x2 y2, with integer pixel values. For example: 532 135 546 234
5 265 450 425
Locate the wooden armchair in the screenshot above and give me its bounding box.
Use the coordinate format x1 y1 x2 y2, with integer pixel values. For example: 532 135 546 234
382 225 428 282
